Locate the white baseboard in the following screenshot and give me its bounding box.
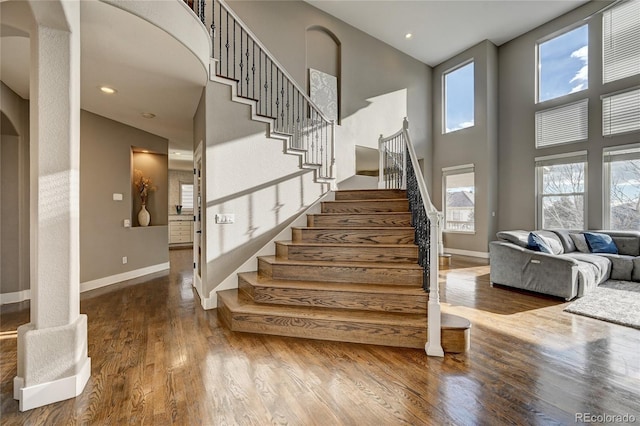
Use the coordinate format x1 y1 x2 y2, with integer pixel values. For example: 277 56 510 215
444 248 489 259
80 262 170 293
14 357 91 411
0 289 31 305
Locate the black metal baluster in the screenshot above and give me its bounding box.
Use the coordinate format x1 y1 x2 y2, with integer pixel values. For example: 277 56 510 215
211 0 215 59
258 51 262 114
238 27 243 96
252 43 255 100
286 81 290 135
245 33 250 97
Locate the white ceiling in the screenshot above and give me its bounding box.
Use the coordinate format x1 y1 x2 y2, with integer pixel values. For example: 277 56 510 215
306 0 589 66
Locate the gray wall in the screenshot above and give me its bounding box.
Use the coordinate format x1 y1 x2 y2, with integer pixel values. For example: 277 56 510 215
201 81 328 298
80 111 169 283
226 0 432 187
433 40 499 254
0 82 30 297
498 0 638 231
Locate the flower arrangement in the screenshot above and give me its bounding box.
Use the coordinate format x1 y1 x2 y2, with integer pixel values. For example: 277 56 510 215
133 169 157 205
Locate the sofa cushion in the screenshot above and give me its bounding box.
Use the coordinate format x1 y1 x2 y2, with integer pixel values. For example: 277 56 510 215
528 231 564 255
610 236 640 256
594 254 634 281
496 230 530 248
633 258 640 281
551 229 577 253
562 252 611 290
584 232 619 254
569 233 590 253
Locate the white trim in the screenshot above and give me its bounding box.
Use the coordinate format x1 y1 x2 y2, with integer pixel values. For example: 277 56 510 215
14 357 91 411
80 263 170 293
0 289 31 305
444 248 489 259
442 163 474 173
534 150 588 163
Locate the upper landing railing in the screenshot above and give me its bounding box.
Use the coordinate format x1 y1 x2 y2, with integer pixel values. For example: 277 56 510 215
378 119 445 357
183 0 336 182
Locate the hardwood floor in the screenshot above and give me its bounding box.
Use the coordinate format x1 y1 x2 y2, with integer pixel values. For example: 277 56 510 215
1 250 639 424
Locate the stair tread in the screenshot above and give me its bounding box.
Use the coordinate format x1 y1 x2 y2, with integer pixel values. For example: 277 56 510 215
259 255 422 270
220 288 424 326
276 240 417 249
220 288 470 330
309 212 411 216
324 198 409 203
293 226 415 231
239 271 423 294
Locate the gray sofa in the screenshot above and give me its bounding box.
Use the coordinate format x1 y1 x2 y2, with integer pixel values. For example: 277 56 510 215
489 229 640 300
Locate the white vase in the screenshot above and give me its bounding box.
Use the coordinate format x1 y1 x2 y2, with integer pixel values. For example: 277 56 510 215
138 204 151 227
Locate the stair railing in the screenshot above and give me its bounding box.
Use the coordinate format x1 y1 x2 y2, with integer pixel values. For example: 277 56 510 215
183 0 206 24
210 0 336 182
378 118 445 357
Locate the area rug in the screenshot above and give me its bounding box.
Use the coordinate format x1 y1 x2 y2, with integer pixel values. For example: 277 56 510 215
564 280 640 329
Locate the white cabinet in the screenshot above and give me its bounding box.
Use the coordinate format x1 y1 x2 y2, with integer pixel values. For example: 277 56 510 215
169 218 193 244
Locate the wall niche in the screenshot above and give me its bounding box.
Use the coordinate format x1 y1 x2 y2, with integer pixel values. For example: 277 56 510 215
131 148 168 227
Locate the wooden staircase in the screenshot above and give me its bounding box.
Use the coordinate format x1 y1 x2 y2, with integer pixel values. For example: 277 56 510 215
217 189 470 352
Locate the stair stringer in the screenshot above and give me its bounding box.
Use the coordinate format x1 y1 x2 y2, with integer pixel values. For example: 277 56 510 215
209 59 335 187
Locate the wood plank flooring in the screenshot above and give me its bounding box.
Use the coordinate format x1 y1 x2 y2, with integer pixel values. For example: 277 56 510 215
1 250 639 424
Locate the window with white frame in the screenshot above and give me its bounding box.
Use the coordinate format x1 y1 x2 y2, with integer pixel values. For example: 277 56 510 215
537 24 589 103
602 87 640 136
443 165 475 232
535 99 589 148
602 0 640 84
180 182 194 210
603 145 640 230
536 152 587 229
444 61 474 133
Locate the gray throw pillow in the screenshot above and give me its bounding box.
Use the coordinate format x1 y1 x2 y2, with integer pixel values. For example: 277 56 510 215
570 233 590 253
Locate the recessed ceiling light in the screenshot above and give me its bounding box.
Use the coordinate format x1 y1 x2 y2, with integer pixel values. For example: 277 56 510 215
173 152 182 156
100 86 117 94
141 150 149 153
405 33 413 39
141 112 156 119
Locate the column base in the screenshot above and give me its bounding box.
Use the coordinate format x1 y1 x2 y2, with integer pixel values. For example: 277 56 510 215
14 315 91 411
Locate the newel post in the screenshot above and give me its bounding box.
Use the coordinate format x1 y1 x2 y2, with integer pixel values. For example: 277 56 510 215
425 211 444 357
378 134 385 189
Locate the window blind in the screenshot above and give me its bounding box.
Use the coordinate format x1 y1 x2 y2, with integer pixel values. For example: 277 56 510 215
602 87 640 136
603 144 640 163
535 151 588 167
180 183 194 209
603 0 640 84
535 99 588 148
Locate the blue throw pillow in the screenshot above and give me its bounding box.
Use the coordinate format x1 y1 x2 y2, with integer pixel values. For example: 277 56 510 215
527 232 552 254
583 232 619 254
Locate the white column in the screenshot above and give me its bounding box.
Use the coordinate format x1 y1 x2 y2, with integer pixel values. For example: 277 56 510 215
14 0 90 411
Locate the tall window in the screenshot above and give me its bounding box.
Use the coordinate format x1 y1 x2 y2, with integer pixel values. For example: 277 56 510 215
180 182 194 210
444 61 474 133
604 145 640 230
537 24 588 103
603 0 640 84
443 165 475 232
536 152 587 229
